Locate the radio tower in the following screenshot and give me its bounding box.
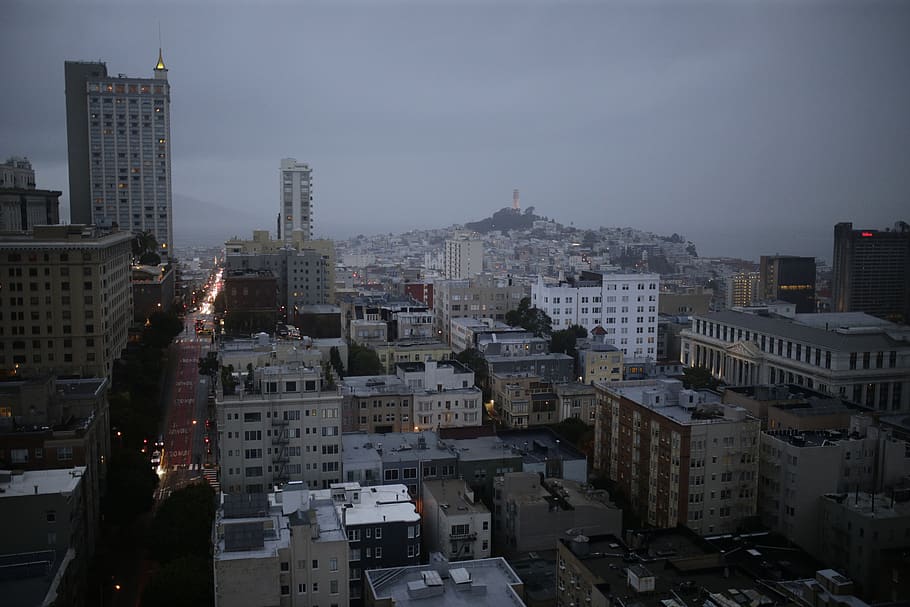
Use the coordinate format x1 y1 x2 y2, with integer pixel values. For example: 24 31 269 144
512 188 520 211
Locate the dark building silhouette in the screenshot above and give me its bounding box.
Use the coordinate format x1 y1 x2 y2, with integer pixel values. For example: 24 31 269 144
759 255 817 313
833 222 910 323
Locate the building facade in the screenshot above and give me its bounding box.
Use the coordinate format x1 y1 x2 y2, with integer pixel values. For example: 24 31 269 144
280 158 314 241
594 379 760 535
0 156 61 232
681 310 910 412
759 255 816 313
422 479 492 562
216 363 343 493
0 225 132 379
433 275 528 346
833 221 910 323
64 54 173 257
531 272 660 358
444 235 484 279
726 271 759 308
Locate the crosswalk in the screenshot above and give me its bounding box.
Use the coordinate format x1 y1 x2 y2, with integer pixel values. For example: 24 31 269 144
202 468 220 493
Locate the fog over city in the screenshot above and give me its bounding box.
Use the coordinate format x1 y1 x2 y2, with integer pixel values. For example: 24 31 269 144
2 0 908 261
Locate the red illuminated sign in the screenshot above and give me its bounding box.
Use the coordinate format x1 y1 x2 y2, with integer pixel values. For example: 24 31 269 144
861 231 874 237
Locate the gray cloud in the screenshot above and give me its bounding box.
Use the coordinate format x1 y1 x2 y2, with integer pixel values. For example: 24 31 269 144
2 0 908 261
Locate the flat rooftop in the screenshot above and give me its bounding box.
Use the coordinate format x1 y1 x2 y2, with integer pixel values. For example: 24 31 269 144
821 492 910 520
342 431 455 467
0 468 86 498
366 557 526 607
423 479 489 515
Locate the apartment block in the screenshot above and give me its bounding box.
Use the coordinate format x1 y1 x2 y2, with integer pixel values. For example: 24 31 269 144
491 372 558 428
280 158 314 241
375 341 453 375
594 379 760 535
422 479 492 561
216 363 343 493
444 234 484 279
0 156 61 232
0 468 88 607
433 275 528 346
64 56 173 256
131 263 175 322
531 272 660 358
725 271 759 308
722 384 870 431
681 310 910 412
492 472 621 556
214 489 350 607
0 225 132 379
449 317 526 354
577 338 623 385
554 382 598 424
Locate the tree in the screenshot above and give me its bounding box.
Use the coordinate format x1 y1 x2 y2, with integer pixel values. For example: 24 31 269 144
147 483 216 564
323 362 336 391
347 343 383 376
140 554 213 607
329 346 345 378
682 365 719 390
144 311 183 349
505 297 552 337
104 448 159 525
132 231 161 266
198 352 218 379
455 347 490 401
221 364 237 395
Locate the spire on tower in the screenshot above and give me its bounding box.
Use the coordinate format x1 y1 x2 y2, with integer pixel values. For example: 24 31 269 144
155 47 166 71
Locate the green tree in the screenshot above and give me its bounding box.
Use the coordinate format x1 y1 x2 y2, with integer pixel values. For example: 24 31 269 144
198 352 219 379
323 362 337 391
221 364 237 395
132 231 160 265
505 297 552 337
147 483 216 564
682 365 719 390
329 346 345 378
144 311 183 349
347 343 383 376
104 449 159 525
455 347 490 402
140 555 213 607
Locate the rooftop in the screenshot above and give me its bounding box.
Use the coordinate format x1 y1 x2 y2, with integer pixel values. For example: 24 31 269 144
0 467 86 498
600 379 746 425
821 491 910 520
366 556 526 607
423 479 489 515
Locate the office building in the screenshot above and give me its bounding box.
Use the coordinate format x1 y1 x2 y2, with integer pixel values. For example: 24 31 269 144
131 263 175 322
726 271 759 308
64 54 173 257
433 275 528 346
492 472 621 556
759 255 817 313
833 222 910 323
213 489 350 607
680 310 910 412
0 156 61 232
444 234 484 279
531 272 660 358
364 554 526 607
216 362 343 493
422 479 492 561
0 225 132 379
221 269 278 334
594 379 760 535
280 158 314 241
0 467 88 607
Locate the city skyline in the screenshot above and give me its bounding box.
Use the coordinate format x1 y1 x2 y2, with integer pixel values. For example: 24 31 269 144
2 1 909 262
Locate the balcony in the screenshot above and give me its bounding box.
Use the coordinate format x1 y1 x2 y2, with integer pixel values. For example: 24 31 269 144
449 532 477 541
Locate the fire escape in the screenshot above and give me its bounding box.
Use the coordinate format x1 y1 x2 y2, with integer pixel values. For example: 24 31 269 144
271 412 290 486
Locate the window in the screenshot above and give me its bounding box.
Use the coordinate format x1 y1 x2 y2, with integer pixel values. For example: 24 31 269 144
384 469 399 481
375 547 382 558
312 559 319 569
375 527 382 539
11 448 28 463
57 447 73 461
330 557 338 571
330 580 339 595
244 412 261 422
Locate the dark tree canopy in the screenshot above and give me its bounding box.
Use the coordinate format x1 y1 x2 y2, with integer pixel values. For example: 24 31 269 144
505 297 552 337
147 483 216 564
104 448 159 525
682 365 719 390
140 555 213 607
347 343 383 376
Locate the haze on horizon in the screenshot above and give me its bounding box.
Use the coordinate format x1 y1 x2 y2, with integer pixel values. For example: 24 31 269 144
2 0 908 263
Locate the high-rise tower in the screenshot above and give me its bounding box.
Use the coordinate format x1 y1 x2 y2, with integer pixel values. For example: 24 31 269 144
512 188 520 211
759 255 816 313
64 51 173 258
279 158 313 241
833 221 910 323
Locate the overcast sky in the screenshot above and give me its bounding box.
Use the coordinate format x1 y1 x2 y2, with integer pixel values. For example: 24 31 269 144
2 0 908 261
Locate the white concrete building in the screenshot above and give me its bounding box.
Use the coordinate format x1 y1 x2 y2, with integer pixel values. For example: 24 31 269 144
214 489 350 607
397 361 483 431
217 363 343 493
422 479 492 561
531 272 660 358
65 55 173 257
280 158 314 241
444 235 483 279
681 310 910 412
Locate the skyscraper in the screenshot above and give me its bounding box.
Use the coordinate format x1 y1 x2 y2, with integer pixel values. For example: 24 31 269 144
833 222 910 323
279 158 313 241
64 51 173 258
759 255 816 313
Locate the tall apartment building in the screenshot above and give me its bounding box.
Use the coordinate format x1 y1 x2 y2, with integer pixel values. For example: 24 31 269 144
833 222 910 323
0 225 132 379
216 363 343 493
0 156 61 232
434 275 528 346
64 54 173 257
726 271 759 308
214 490 350 607
444 234 484 279
680 310 910 412
225 230 335 321
280 158 313 241
759 255 816 313
594 379 760 535
531 272 660 358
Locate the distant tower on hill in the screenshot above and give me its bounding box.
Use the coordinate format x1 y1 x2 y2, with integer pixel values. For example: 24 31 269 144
512 188 520 211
